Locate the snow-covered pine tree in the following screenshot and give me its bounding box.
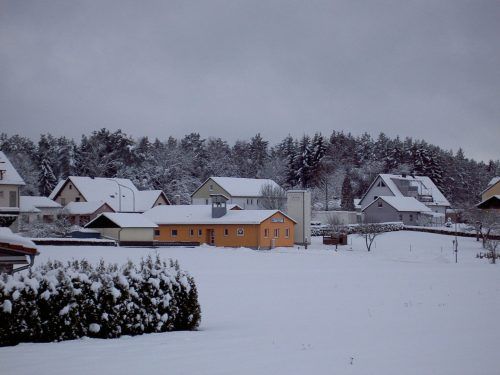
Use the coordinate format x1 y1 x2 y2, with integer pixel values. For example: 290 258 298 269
341 172 355 211
38 158 57 196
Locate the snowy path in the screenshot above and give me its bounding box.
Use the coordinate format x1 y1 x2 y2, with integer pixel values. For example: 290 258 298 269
1 231 499 375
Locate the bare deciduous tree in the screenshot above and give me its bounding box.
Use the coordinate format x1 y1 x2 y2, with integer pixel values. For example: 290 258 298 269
465 208 500 248
259 183 286 210
357 223 384 252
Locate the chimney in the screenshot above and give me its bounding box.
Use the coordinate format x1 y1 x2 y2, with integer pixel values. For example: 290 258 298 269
211 194 228 218
174 194 181 205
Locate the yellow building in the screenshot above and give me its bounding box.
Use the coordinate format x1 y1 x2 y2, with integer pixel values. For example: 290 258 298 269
144 196 296 249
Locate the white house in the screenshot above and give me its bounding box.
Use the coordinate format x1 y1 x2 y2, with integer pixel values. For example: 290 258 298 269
14 196 62 230
359 174 450 213
191 177 284 209
49 176 170 213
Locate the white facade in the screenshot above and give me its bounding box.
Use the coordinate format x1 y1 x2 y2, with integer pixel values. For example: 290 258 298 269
286 190 311 245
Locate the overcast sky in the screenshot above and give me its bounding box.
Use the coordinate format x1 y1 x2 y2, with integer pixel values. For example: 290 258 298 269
0 0 499 161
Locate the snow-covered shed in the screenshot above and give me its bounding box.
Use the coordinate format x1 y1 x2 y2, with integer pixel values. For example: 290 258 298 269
0 227 39 274
362 196 432 226
191 177 285 210
49 176 170 213
85 212 158 245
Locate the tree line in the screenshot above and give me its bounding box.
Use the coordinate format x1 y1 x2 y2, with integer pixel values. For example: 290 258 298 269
0 129 497 208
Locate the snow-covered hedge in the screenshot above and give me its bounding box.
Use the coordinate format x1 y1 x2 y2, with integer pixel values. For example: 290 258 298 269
0 255 201 346
314 222 404 236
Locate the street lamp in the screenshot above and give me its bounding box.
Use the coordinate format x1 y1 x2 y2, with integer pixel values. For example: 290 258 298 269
106 179 136 212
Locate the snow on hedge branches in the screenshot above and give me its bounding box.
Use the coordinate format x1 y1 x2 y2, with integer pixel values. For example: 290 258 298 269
0 255 201 346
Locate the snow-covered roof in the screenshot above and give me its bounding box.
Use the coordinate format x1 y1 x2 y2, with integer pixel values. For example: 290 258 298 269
481 177 500 195
144 205 295 225
135 190 166 212
192 177 283 198
64 201 112 215
20 196 61 213
363 196 432 213
487 177 500 188
86 212 158 228
50 176 167 212
0 151 25 186
0 227 38 254
362 174 450 207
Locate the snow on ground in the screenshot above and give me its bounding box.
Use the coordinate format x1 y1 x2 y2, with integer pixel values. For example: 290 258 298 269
1 231 499 375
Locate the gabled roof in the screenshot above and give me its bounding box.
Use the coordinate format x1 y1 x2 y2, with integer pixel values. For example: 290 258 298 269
476 195 500 210
0 151 25 186
50 176 168 212
363 196 432 213
191 177 283 198
64 201 113 215
144 205 296 225
480 177 500 195
85 212 158 228
135 190 170 212
361 174 450 207
20 196 62 213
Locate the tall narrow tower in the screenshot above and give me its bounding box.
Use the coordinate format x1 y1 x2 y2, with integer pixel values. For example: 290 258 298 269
286 190 311 246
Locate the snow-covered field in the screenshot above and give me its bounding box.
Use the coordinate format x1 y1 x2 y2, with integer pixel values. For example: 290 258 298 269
1 231 499 375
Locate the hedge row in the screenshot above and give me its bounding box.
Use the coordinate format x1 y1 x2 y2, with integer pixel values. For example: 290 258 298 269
0 255 201 346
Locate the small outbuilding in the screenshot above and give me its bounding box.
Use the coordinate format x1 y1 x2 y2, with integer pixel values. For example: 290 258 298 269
85 212 158 246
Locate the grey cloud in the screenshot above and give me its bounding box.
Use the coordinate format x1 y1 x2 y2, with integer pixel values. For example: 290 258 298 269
0 0 499 160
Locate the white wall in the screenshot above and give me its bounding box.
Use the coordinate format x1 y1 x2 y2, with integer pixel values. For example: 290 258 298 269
286 190 311 245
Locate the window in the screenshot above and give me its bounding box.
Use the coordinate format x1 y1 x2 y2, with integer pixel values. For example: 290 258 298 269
224 228 229 236
205 199 209 205
69 184 73 190
399 214 403 221
75 197 81 202
198 229 202 237
250 199 253 205
154 229 160 236
285 228 289 238
378 200 383 208
189 229 194 237
0 191 3 198
61 198 66 205
264 228 269 238
409 214 413 222
246 198 250 204
274 228 280 238
171 229 178 237
209 184 213 191
236 228 244 237
377 180 386 187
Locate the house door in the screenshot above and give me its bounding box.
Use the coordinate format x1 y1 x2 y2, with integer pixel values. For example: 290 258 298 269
206 229 215 245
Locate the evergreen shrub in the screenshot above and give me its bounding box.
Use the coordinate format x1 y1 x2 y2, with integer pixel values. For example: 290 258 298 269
0 255 201 346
